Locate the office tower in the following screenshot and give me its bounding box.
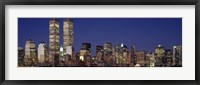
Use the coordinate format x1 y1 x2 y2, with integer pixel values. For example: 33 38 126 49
148 53 155 67
115 44 121 65
103 42 112 65
104 42 112 56
24 39 37 66
80 43 91 59
145 52 151 67
96 46 103 62
59 45 65 66
122 45 129 66
18 47 24 66
49 18 60 66
172 45 182 66
80 43 91 55
63 19 74 56
130 45 136 65
164 49 173 67
136 51 145 67
155 45 165 67
79 43 91 66
38 42 48 64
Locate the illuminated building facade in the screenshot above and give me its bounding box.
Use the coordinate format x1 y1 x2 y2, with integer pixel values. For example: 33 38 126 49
24 39 37 66
103 42 112 65
96 46 103 62
18 47 24 66
122 45 129 66
63 19 74 55
49 18 60 66
136 51 145 67
130 45 136 66
38 42 48 64
163 49 173 67
80 43 91 66
59 45 65 66
145 52 151 67
173 45 182 66
155 45 165 67
149 53 155 67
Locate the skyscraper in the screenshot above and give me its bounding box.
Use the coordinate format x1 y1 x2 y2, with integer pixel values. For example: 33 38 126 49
155 45 165 67
122 45 129 66
38 42 48 64
130 45 136 65
49 18 60 66
172 45 182 66
96 46 103 62
80 43 91 57
63 19 74 56
24 39 37 66
136 51 145 67
80 43 91 66
104 42 112 56
18 47 24 66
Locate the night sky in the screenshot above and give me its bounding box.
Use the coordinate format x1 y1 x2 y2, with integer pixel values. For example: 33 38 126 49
18 18 182 56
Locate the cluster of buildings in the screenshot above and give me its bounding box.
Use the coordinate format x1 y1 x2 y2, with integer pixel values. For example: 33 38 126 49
18 18 182 67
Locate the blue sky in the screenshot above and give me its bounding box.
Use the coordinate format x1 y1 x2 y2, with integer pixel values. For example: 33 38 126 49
18 18 182 55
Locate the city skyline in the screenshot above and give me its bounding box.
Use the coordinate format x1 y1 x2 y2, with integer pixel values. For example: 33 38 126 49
18 18 182 56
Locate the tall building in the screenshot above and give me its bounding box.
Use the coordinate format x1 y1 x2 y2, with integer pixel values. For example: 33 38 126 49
149 53 155 67
155 45 165 67
18 47 24 66
164 49 173 67
135 51 145 67
49 18 60 66
59 45 65 66
96 46 103 62
122 45 129 66
172 45 182 66
130 45 136 65
80 43 91 58
115 44 121 65
103 42 112 64
104 42 112 56
80 43 91 66
145 52 151 67
38 42 48 64
63 19 74 55
24 39 37 66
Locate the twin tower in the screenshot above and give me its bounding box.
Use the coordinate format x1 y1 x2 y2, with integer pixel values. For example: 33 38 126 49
49 18 74 65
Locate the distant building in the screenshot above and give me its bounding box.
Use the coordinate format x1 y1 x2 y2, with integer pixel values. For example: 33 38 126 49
136 51 145 67
66 46 73 56
49 18 60 66
24 39 37 66
59 45 65 66
114 44 121 65
103 42 112 65
80 43 91 56
148 53 155 67
122 45 129 66
130 45 136 65
18 47 24 66
80 43 91 62
104 42 112 56
172 45 182 66
63 19 74 55
145 52 151 67
164 49 173 67
38 42 48 64
155 45 165 67
96 46 103 62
